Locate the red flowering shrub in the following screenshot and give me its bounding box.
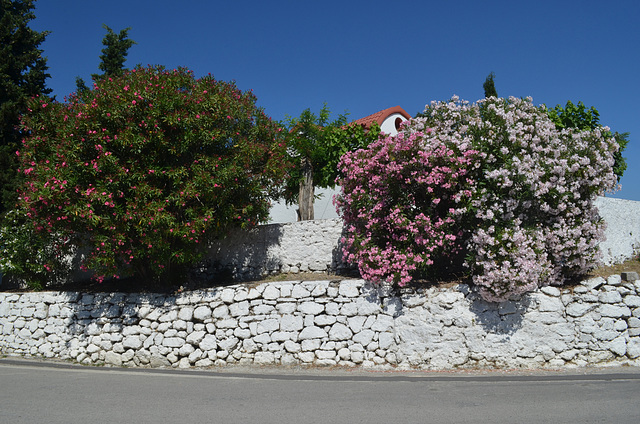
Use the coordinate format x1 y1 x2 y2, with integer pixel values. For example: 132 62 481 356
17 65 287 284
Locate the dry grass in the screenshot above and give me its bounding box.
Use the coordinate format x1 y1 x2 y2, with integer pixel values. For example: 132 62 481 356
5 256 638 294
587 256 640 279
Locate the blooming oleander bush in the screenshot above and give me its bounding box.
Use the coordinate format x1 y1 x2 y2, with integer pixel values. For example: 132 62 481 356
335 129 479 286
15 65 288 286
337 96 619 301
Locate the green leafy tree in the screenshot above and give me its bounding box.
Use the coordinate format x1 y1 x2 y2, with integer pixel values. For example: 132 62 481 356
15 65 288 286
547 100 628 180
483 72 498 98
0 0 50 215
284 104 380 220
75 24 135 94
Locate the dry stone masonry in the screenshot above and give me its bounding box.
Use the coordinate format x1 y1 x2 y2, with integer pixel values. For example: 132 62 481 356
2 274 640 369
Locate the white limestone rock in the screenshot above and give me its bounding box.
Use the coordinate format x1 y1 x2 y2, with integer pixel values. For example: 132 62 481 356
199 334 217 351
353 330 375 346
162 337 184 348
298 301 324 315
299 326 327 340
314 314 337 326
599 304 631 318
254 351 275 364
328 323 353 341
599 290 623 304
280 315 303 332
339 281 360 298
212 304 229 319
123 336 143 350
256 318 280 334
193 306 212 321
178 307 194 321
608 336 627 356
229 301 249 317
566 302 596 318
291 284 311 299
221 288 236 304
627 338 640 359
262 285 280 300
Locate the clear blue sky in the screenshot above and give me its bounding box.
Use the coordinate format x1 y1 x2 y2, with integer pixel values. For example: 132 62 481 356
32 0 639 201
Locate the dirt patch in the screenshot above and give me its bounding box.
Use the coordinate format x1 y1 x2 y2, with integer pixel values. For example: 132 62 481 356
1 270 359 294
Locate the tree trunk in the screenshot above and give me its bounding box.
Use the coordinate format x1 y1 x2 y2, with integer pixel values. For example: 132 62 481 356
297 157 314 221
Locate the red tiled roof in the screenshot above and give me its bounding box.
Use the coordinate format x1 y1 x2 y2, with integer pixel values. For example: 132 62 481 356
350 106 411 129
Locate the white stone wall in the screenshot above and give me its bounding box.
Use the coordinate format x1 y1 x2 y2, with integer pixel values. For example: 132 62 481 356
596 197 640 265
207 197 639 281
201 218 348 281
1 275 639 369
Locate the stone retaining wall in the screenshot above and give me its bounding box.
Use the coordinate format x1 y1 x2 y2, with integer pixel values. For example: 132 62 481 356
2 274 640 369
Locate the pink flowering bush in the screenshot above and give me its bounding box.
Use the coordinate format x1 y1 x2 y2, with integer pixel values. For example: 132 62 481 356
15 65 288 286
337 96 619 301
335 129 479 286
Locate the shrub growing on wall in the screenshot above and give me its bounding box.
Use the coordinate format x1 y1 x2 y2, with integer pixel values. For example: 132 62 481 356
335 127 478 286
336 96 619 301
15 65 288 285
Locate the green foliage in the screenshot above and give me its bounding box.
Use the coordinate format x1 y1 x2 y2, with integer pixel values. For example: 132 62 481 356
483 72 498 98
16 65 288 285
0 208 73 289
611 131 629 180
283 104 381 206
547 100 628 181
547 100 600 131
0 0 51 215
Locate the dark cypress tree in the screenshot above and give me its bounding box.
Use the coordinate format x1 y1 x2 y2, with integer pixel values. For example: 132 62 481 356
95 24 135 78
0 0 50 214
75 25 135 96
483 72 498 98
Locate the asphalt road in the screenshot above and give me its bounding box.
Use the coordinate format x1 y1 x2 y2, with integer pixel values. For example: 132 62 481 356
1 358 639 424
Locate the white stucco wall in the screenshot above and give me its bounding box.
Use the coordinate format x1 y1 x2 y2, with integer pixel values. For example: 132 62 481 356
379 112 409 135
268 187 340 223
596 196 640 265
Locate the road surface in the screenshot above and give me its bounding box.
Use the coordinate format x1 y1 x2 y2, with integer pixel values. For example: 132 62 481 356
0 358 639 423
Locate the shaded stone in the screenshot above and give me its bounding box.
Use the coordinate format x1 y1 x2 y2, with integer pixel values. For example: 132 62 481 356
621 271 639 282
599 304 631 318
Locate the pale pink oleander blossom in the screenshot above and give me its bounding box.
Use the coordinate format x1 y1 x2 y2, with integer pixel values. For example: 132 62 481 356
336 96 619 302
